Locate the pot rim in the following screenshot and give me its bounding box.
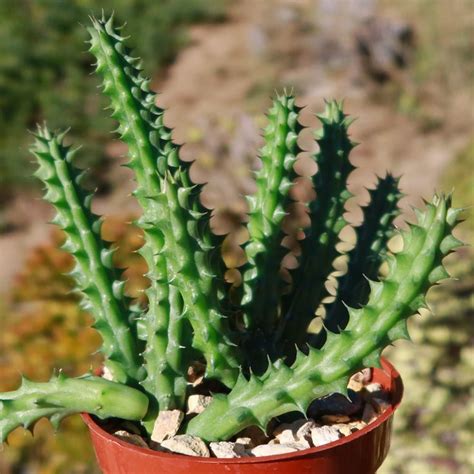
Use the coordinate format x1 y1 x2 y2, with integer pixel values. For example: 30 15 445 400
82 358 403 464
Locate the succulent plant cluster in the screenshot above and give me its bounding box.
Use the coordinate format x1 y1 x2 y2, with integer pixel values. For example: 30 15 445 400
0 15 464 445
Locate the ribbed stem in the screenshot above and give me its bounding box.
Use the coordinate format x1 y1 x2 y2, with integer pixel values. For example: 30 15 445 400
88 17 184 410
320 173 402 336
275 100 355 353
88 16 240 390
0 374 149 443
160 173 239 385
31 127 143 384
241 94 302 335
187 195 461 441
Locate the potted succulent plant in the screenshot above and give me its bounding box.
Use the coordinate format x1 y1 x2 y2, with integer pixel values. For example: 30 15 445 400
0 15 464 474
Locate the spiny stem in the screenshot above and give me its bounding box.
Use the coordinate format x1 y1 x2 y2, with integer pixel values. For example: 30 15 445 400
187 195 462 441
241 94 303 355
88 16 240 389
0 374 149 443
158 172 240 385
318 173 402 338
275 100 355 354
31 127 143 384
88 16 189 411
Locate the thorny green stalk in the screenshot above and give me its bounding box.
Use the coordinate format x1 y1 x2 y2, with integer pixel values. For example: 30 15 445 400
0 14 465 446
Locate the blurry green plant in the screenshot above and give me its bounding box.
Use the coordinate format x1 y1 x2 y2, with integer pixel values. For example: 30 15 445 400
0 0 227 201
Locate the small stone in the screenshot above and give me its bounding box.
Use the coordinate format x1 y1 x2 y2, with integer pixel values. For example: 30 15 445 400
187 394 212 415
273 419 318 444
348 369 372 391
235 437 252 446
362 403 377 424
296 421 318 442
160 435 210 457
347 369 372 392
288 442 310 450
273 419 307 436
351 368 372 384
308 392 362 418
236 426 269 447
333 424 353 437
347 379 363 392
210 441 247 458
250 443 301 457
294 439 311 450
310 425 341 447
371 397 391 414
114 430 148 448
320 414 351 424
274 428 297 444
151 410 184 443
348 421 366 431
272 422 312 447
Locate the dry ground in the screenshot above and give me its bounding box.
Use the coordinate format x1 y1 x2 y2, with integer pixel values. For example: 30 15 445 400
0 0 471 293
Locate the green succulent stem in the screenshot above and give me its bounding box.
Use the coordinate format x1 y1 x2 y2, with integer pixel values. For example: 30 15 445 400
242 93 302 336
186 195 461 441
0 374 149 443
8 15 465 449
275 100 355 354
88 16 190 412
88 16 240 390
31 127 143 384
321 173 402 336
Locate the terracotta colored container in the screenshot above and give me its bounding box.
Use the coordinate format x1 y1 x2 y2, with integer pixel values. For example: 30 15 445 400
82 358 403 474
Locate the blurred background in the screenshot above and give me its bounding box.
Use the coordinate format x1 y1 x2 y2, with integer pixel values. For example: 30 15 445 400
0 0 472 472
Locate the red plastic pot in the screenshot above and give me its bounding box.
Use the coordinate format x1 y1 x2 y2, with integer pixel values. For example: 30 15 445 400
82 358 403 474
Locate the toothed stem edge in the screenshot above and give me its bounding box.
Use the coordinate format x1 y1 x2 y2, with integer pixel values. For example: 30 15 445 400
186 195 462 441
0 374 149 443
31 127 144 384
